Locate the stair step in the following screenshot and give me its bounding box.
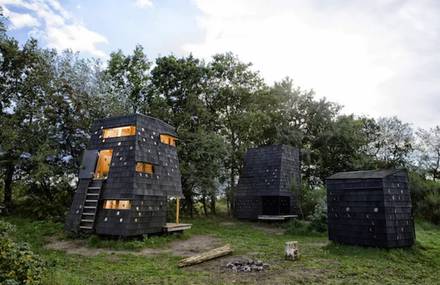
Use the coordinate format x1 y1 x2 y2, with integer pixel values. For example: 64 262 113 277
87 193 100 196
88 186 101 190
84 206 97 209
80 226 93 229
85 200 98 203
82 213 95 216
81 219 94 222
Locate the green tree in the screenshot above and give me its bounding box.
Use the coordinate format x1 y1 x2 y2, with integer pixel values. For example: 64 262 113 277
151 55 226 216
416 126 440 181
205 53 267 213
368 116 414 167
103 45 151 114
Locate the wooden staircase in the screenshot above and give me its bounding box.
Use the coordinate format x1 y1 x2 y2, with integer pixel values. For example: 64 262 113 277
79 180 104 232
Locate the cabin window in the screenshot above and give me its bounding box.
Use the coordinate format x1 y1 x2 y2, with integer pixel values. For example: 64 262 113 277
160 134 177 146
103 200 131 210
136 162 154 174
103 126 136 138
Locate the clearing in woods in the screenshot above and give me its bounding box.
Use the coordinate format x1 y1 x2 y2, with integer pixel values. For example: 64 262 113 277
3 216 440 284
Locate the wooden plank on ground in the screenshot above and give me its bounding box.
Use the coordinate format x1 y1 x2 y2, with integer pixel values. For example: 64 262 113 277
178 244 232 267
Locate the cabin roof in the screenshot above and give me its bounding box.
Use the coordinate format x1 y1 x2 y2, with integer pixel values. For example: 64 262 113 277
327 169 404 180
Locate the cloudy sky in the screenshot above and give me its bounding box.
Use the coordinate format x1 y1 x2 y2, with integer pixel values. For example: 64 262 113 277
1 0 439 129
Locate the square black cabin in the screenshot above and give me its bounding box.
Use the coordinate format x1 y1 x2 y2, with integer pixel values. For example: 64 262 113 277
233 145 301 220
326 169 415 248
65 114 189 237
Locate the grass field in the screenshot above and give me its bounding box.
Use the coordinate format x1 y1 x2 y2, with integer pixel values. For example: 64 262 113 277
3 216 440 285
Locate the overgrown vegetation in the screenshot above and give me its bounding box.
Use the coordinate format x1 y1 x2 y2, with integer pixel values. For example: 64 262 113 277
0 220 45 285
2 216 440 284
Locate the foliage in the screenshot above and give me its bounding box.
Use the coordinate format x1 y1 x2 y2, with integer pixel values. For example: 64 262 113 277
0 19 439 222
368 116 414 167
0 221 45 285
308 195 328 233
4 216 440 284
298 185 326 218
0 220 15 237
415 126 440 180
409 172 440 224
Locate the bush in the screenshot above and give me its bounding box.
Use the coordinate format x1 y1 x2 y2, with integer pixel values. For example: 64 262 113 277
418 191 440 225
409 172 440 225
298 184 326 218
0 221 45 285
0 220 16 238
284 219 313 235
308 197 327 233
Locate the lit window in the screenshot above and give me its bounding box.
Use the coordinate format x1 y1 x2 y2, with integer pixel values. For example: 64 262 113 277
103 200 131 210
103 126 136 138
136 162 154 174
160 134 177 146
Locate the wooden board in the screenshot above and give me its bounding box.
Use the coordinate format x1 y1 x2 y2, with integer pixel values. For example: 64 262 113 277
257 215 298 221
178 244 232 267
163 223 192 232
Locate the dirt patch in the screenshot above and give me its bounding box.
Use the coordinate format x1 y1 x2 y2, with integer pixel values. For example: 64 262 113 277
169 235 224 257
45 235 223 258
185 256 333 285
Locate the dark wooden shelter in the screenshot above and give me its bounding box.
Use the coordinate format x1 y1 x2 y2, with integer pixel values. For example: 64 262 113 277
233 145 301 220
65 114 190 237
326 169 415 248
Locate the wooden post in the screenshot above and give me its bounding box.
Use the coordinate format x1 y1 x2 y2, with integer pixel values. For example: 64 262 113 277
176 197 180 224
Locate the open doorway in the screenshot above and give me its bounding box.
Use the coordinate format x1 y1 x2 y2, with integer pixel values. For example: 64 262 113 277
94 149 113 179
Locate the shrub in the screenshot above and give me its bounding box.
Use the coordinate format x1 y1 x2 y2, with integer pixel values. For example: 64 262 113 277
0 220 16 238
418 191 440 225
308 197 328 233
284 219 313 235
0 221 45 285
409 172 440 225
298 184 326 218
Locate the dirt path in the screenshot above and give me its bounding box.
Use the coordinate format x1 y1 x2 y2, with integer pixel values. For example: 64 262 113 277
45 235 223 257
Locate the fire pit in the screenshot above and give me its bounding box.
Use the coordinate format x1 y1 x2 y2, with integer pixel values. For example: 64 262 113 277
225 259 269 272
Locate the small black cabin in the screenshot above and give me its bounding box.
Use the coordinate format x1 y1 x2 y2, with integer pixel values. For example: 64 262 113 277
65 114 190 237
233 145 301 220
326 169 415 248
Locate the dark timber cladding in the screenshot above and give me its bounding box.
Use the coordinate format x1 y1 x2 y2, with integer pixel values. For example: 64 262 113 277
233 145 301 220
64 114 185 237
326 169 415 248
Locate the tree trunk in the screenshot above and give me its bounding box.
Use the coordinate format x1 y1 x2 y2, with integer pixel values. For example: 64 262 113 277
189 196 194 218
178 244 232 267
4 163 15 211
210 193 216 215
202 194 208 216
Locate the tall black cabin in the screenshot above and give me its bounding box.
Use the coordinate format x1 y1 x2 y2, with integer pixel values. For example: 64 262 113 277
233 145 301 220
65 114 189 237
326 169 415 248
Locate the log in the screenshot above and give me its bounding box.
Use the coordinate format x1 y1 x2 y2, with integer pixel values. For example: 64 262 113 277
285 241 299 260
178 244 233 267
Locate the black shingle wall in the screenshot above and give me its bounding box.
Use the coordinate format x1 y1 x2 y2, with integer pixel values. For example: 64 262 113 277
234 145 301 219
65 114 182 236
326 171 415 248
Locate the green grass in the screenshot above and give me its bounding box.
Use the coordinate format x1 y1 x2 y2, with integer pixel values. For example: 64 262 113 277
3 216 440 284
